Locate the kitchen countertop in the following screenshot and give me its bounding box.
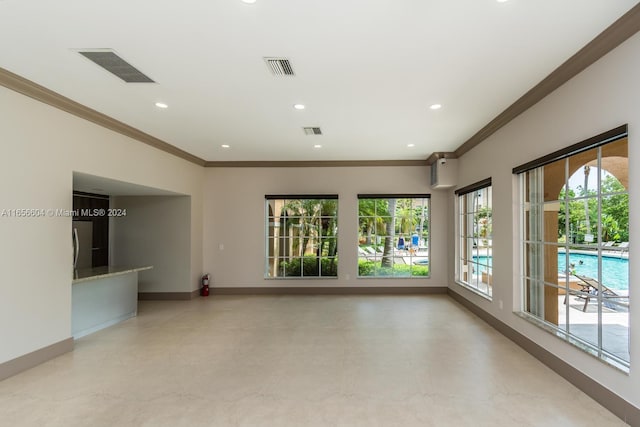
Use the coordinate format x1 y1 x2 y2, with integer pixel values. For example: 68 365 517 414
72 265 153 284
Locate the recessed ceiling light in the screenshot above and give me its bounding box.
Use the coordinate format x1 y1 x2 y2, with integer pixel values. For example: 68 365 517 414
293 104 305 110
497 0 509 2
155 102 168 109
407 144 415 148
430 104 442 110
221 144 230 148
241 0 256 4
313 144 322 149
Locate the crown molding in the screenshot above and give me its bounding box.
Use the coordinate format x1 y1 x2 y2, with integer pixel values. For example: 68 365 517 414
204 160 429 168
0 67 206 167
455 3 640 158
426 152 457 166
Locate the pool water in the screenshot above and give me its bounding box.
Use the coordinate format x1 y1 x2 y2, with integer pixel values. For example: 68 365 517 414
474 253 629 291
558 253 628 291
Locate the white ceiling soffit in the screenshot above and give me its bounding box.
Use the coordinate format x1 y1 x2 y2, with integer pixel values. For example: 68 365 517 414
73 172 185 196
0 1 638 162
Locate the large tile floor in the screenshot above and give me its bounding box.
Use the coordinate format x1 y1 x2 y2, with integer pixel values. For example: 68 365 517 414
0 295 627 426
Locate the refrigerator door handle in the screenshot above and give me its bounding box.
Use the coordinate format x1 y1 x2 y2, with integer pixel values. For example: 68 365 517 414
73 228 79 269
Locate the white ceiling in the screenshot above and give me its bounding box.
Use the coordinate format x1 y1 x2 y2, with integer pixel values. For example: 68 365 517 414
0 0 636 162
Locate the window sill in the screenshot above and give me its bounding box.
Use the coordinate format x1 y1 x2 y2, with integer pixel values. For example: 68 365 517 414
515 311 630 374
357 276 431 279
454 280 492 301
264 276 339 280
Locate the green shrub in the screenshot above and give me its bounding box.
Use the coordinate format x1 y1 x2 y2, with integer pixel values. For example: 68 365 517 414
358 259 376 276
281 256 337 277
357 259 429 277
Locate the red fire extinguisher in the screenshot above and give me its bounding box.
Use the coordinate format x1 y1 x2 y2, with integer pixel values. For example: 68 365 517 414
201 274 210 297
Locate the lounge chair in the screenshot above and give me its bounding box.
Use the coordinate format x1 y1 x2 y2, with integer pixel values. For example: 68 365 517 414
565 274 629 312
363 246 380 256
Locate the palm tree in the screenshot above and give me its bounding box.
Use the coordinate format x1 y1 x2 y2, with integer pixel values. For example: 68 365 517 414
381 198 397 268
359 199 389 245
583 165 591 242
396 199 415 235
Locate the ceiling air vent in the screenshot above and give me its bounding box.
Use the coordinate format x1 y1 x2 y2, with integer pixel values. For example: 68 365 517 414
78 50 155 83
303 127 322 135
264 57 295 76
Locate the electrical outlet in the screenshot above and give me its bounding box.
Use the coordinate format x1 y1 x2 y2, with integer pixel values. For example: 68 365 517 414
219 243 224 251
499 300 504 310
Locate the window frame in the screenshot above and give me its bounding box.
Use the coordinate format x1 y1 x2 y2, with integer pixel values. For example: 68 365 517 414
454 178 493 299
356 194 431 279
265 195 339 279
514 125 629 371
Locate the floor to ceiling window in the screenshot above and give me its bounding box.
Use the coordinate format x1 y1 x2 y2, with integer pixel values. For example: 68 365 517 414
265 195 338 278
514 126 629 370
357 194 430 278
455 178 492 298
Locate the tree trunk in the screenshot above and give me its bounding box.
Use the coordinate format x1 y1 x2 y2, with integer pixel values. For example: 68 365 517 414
583 166 591 241
381 199 396 268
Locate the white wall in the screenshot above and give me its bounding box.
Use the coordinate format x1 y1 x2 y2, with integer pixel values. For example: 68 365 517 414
203 165 448 287
0 87 204 364
452 32 640 406
112 196 191 293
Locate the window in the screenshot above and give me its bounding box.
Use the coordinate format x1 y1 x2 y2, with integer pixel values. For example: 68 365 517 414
455 179 492 298
357 195 430 278
265 195 338 278
515 125 629 370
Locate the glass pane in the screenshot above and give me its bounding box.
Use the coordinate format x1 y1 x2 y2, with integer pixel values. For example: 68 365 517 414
542 158 566 203
320 237 337 256
266 257 277 278
375 217 391 236
544 285 565 325
542 243 560 292
565 276 598 348
411 261 429 277
321 257 338 277
567 148 597 197
301 257 320 277
602 297 629 364
358 257 376 277
600 137 628 196
600 195 629 247
522 278 544 320
281 257 302 277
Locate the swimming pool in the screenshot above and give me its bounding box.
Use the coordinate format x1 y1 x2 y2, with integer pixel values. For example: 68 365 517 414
474 253 628 291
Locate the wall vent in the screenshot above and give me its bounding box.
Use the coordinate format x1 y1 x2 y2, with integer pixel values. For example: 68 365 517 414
78 50 155 83
303 127 322 135
264 57 295 76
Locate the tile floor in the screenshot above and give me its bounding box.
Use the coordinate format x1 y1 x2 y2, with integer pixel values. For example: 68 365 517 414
0 295 628 426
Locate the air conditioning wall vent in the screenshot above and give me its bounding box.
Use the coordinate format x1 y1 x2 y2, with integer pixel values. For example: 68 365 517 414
264 57 295 76
78 49 155 83
303 127 322 135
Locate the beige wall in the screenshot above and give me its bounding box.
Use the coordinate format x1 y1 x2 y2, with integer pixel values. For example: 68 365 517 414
0 86 204 364
112 196 192 293
203 165 448 287
452 32 640 406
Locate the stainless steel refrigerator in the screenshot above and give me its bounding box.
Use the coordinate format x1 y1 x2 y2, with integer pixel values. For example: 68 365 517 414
72 220 93 269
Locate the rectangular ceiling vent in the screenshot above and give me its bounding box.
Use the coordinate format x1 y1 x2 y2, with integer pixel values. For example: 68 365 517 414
303 127 322 135
264 57 295 76
78 50 155 83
